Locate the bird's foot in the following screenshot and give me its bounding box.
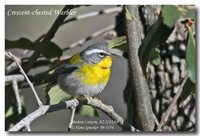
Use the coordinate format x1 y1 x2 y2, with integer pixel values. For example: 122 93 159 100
108 105 114 115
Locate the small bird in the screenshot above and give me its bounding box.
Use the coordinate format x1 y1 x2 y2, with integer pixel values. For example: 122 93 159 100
57 44 112 97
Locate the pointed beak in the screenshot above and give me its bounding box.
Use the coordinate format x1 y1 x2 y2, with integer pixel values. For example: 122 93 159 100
111 53 121 58
110 50 123 58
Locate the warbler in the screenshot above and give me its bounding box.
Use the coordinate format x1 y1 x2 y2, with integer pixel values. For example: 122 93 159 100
57 44 112 97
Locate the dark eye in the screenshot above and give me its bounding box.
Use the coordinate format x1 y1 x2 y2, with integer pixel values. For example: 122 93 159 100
98 53 106 58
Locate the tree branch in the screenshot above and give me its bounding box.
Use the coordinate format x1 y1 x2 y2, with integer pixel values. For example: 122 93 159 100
124 5 154 131
12 79 22 114
5 74 25 82
7 52 43 106
6 52 137 132
68 107 76 131
9 97 137 131
156 75 189 131
23 5 77 73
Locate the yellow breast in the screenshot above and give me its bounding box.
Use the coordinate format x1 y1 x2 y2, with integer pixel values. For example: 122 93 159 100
68 53 83 64
77 56 112 85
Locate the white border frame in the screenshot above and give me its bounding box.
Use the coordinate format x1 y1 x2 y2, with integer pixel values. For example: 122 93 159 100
1 0 199 136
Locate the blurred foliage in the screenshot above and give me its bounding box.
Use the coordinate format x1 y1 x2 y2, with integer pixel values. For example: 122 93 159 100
6 38 63 58
108 36 127 51
76 105 100 117
161 6 180 27
46 85 71 104
138 15 173 71
5 85 26 130
109 5 195 105
149 50 161 66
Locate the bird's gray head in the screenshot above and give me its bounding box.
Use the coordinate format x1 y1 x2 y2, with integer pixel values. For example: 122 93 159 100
80 44 111 65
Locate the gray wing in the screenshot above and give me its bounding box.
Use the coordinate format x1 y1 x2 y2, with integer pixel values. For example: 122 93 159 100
54 64 79 75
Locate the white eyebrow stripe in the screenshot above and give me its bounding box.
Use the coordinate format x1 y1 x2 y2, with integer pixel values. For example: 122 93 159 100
85 49 109 55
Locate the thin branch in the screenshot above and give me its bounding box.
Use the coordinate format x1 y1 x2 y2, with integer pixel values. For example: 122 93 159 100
156 75 189 131
5 74 25 82
85 97 137 131
68 108 76 131
153 113 160 127
23 5 77 73
7 52 43 107
9 97 137 131
6 61 17 72
9 105 49 131
12 79 22 114
124 5 154 131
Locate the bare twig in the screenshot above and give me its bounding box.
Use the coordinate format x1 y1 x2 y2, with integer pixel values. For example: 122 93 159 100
85 97 137 131
5 74 25 82
5 50 24 73
23 5 76 73
12 79 22 114
153 113 160 127
156 75 189 131
124 5 154 131
6 61 18 72
68 107 76 131
9 97 137 131
9 105 49 131
7 52 43 107
6 60 134 132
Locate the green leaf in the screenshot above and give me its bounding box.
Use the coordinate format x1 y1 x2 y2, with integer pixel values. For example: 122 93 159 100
161 5 181 27
5 38 63 58
76 105 99 117
125 7 134 20
6 38 35 50
178 78 195 106
5 105 26 130
5 85 27 130
149 50 161 66
177 5 195 19
139 16 174 72
139 5 182 69
47 85 71 104
44 42 63 58
108 36 127 51
186 26 195 83
185 8 195 19
47 85 99 117
5 106 14 118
